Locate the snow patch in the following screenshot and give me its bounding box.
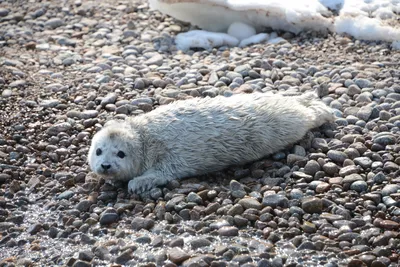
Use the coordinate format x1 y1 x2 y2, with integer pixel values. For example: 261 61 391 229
150 0 400 49
335 15 400 42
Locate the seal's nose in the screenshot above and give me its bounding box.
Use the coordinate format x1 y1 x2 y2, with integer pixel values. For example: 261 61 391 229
101 164 111 170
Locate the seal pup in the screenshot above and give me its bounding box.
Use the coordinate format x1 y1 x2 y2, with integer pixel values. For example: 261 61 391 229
88 92 334 194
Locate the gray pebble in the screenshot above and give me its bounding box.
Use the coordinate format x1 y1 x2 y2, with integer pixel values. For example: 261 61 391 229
327 150 348 164
145 54 163 66
0 8 9 17
45 18 64 29
350 181 368 192
381 184 400 196
353 157 372 169
262 194 289 208
78 250 94 262
373 172 387 184
100 209 119 225
101 93 117 107
304 160 320 175
187 192 203 204
46 122 72 135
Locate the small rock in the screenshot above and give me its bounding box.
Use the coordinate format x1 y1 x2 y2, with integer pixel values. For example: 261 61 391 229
238 198 262 210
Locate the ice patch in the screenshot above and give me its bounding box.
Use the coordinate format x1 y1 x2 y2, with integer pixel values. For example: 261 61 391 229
268 37 287 44
319 0 344 11
392 40 400 50
239 33 269 47
175 30 239 50
227 22 256 41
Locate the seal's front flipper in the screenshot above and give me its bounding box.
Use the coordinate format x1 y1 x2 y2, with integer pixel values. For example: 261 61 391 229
128 170 168 194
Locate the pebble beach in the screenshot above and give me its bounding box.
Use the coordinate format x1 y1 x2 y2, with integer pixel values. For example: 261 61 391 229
0 0 400 266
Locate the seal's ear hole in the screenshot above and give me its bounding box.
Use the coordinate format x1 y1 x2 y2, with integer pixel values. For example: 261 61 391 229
96 148 102 156
117 151 126 159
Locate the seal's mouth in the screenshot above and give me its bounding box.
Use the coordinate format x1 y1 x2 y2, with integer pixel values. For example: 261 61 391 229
96 169 117 178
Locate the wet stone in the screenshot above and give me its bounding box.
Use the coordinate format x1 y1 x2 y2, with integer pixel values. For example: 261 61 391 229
218 226 239 236
72 260 91 267
136 236 151 244
78 250 94 262
131 217 155 230
27 223 42 235
75 200 92 212
298 241 317 250
379 220 399 230
169 237 184 247
168 248 190 264
190 238 212 249
115 249 134 265
301 197 323 214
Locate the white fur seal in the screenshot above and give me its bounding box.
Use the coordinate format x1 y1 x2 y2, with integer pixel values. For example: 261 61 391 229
88 92 334 194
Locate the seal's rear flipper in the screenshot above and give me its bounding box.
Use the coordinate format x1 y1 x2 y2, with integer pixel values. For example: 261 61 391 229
297 92 335 129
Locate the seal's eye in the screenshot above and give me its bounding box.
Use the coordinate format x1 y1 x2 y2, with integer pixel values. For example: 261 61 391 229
117 151 125 158
96 148 102 156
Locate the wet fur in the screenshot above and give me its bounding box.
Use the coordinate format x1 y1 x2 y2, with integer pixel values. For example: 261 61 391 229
88 92 334 194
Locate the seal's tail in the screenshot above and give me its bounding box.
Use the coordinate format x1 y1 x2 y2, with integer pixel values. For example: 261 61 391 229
296 92 335 129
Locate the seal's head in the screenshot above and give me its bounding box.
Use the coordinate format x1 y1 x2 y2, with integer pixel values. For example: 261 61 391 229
88 121 142 181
